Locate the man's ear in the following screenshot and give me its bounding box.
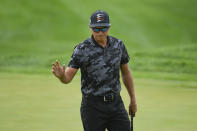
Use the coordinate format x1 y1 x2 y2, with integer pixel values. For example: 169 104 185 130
89 27 93 33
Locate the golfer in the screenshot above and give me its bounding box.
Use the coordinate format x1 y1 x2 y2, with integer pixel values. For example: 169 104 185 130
52 10 137 131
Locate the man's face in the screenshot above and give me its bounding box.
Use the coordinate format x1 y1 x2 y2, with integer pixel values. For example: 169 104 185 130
90 26 109 41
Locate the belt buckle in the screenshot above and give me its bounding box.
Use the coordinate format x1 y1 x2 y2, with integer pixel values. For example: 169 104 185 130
104 94 114 102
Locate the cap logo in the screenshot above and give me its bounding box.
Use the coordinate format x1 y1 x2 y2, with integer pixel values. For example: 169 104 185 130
96 14 104 22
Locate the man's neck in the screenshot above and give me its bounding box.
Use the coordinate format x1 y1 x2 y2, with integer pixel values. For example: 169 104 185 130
94 36 108 48
97 39 107 47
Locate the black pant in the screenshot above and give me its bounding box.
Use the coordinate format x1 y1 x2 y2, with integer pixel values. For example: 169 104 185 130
80 95 130 131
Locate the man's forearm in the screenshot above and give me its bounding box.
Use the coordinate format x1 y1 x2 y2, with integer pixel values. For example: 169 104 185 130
122 72 136 103
59 70 71 84
120 64 137 115
58 67 78 84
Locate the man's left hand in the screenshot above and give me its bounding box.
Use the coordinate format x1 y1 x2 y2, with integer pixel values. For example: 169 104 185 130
129 102 137 117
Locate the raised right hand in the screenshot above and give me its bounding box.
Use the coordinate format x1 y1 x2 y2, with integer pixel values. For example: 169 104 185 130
52 60 66 80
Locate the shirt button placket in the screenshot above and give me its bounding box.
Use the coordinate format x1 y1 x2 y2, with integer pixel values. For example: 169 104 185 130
103 47 107 95
103 48 107 63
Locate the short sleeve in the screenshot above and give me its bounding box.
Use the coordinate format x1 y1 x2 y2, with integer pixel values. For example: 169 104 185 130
120 41 130 65
68 46 83 69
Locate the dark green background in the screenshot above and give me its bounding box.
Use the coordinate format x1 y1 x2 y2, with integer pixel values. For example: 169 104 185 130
0 0 196 75
0 0 197 131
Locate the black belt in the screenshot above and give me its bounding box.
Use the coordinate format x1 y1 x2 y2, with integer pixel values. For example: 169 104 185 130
83 93 120 102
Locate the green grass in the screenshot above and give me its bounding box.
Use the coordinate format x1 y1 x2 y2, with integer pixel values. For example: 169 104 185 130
0 0 197 74
0 73 196 131
0 0 197 131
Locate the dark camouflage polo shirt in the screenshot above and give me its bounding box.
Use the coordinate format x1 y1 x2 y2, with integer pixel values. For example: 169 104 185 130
68 35 130 96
